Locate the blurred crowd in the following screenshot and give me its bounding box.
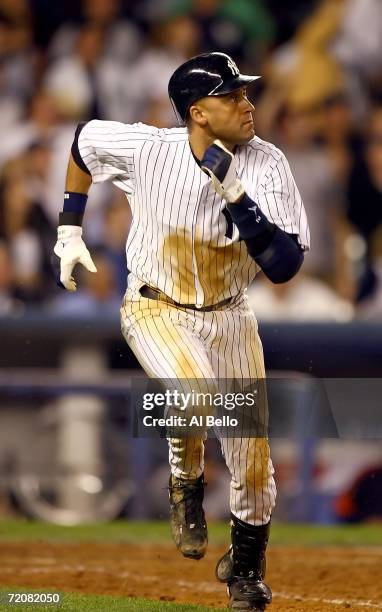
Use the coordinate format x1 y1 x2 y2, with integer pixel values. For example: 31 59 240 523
1 0 382 321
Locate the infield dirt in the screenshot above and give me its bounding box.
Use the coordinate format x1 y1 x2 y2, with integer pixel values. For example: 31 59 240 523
0 542 381 611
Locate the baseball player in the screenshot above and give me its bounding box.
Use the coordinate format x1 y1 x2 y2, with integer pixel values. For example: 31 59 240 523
53 52 309 611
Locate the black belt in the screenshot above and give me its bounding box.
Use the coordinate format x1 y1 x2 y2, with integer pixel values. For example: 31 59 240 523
139 285 233 311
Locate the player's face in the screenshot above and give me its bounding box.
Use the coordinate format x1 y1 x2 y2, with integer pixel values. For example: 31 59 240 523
197 87 255 145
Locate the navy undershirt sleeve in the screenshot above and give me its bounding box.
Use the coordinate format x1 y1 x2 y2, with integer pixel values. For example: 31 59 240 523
227 193 304 283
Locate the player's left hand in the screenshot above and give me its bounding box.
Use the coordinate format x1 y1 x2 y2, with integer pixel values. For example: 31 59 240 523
52 225 97 291
201 140 244 203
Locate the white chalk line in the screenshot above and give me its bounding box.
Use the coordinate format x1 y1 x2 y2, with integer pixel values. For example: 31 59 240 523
273 591 382 609
2 563 381 609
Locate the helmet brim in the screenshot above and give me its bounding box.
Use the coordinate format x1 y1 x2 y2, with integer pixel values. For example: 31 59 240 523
209 74 261 96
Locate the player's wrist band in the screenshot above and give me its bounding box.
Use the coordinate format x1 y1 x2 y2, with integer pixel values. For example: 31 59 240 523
59 211 84 226
63 191 88 213
59 191 88 226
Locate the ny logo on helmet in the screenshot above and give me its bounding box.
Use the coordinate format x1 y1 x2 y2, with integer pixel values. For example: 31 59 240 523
227 57 239 77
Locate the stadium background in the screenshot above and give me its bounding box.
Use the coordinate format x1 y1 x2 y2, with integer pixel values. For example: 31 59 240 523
0 0 381 610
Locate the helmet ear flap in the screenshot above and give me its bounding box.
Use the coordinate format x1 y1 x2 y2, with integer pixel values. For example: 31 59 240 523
170 98 185 126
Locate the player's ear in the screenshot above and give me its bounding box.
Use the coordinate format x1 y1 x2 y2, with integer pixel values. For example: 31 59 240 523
189 103 208 127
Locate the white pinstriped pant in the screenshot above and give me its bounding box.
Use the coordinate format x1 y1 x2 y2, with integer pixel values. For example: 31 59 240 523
120 286 276 525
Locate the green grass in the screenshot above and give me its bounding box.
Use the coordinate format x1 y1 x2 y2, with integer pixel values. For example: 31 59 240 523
270 522 382 546
0 519 381 547
0 589 225 612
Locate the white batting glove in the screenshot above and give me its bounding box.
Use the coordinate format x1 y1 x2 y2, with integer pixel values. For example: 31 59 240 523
201 139 244 203
53 225 97 292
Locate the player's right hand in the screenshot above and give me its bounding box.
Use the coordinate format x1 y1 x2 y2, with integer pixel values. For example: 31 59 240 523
53 225 97 291
201 139 244 203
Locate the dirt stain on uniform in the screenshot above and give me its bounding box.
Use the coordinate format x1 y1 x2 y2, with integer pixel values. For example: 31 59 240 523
194 234 242 304
162 232 243 305
162 233 196 303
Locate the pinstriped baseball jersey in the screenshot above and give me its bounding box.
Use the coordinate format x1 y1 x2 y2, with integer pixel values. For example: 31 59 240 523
78 120 310 307
77 117 309 525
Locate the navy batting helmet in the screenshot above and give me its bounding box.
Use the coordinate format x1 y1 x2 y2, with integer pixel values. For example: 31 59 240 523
168 52 260 125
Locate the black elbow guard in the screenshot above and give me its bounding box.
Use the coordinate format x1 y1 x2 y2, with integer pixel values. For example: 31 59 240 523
71 122 91 175
246 226 304 283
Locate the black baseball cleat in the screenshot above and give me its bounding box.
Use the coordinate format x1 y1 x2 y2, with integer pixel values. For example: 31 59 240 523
168 474 208 559
216 548 266 584
228 576 272 611
223 515 272 610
